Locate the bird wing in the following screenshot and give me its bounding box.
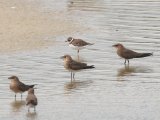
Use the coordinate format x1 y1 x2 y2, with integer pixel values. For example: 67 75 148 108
18 82 30 92
122 48 140 59
72 39 89 46
69 60 87 70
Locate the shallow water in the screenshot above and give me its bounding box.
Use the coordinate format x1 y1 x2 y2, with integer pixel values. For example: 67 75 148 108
1 0 160 120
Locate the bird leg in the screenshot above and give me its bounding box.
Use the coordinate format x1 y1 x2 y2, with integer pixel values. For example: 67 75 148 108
21 93 22 100
124 59 127 64
77 50 80 60
124 59 130 65
71 72 73 83
28 107 30 112
73 73 75 81
15 94 16 101
34 107 36 112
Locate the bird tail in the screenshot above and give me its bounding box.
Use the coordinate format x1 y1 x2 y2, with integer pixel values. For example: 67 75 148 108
136 53 153 58
87 42 94 45
84 65 95 69
29 84 37 88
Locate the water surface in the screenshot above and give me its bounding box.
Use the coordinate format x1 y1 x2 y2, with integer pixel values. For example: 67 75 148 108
1 0 160 120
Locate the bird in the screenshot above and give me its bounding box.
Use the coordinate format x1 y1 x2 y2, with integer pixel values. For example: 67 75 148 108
26 88 38 112
65 37 94 54
60 55 95 81
8 75 36 100
112 43 153 64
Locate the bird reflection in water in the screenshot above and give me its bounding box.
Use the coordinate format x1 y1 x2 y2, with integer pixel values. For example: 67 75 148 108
117 64 136 77
10 100 25 112
64 80 92 92
117 64 152 78
26 112 38 120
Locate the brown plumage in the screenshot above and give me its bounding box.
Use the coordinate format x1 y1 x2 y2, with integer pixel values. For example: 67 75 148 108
61 55 94 81
8 75 36 100
112 43 153 64
26 88 38 112
66 37 94 54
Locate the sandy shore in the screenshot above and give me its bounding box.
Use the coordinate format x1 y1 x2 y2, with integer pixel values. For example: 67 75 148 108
0 0 81 53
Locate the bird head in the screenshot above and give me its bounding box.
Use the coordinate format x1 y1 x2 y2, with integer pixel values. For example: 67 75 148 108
60 55 72 62
8 75 19 81
65 37 73 42
112 43 124 49
28 88 35 94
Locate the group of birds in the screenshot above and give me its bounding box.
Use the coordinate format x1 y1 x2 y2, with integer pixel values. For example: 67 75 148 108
8 76 37 112
61 37 95 81
8 37 153 113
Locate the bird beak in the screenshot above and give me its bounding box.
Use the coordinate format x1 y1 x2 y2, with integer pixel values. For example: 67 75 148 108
60 56 65 59
65 40 68 42
112 44 117 47
8 77 12 79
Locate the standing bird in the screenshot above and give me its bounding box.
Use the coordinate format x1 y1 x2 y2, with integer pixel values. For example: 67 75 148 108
65 37 94 54
8 76 36 100
112 43 153 64
26 88 38 112
60 55 95 81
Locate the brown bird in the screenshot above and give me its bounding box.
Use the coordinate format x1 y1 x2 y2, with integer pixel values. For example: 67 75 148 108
65 37 94 54
60 55 95 81
26 88 38 112
8 76 36 100
112 43 153 64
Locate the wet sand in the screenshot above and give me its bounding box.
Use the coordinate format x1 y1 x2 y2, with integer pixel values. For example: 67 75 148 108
0 0 81 53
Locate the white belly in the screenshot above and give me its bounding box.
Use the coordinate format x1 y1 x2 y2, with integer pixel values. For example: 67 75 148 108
69 44 85 50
